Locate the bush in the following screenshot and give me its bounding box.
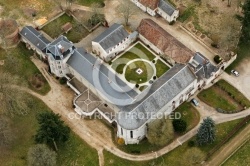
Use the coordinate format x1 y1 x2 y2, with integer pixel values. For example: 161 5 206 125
153 76 157 80
172 119 187 133
117 137 125 145
135 84 139 88
59 77 67 84
214 55 222 64
169 21 175 25
188 140 195 147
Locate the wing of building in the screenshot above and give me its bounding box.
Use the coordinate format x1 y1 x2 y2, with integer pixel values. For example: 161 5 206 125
137 19 193 64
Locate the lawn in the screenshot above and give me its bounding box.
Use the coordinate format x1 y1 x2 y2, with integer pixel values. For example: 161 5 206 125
0 43 50 95
198 86 240 112
112 43 156 73
0 92 99 166
222 138 250 166
174 102 200 132
104 118 245 165
76 0 105 7
42 13 89 43
125 61 154 84
197 79 250 113
155 59 170 78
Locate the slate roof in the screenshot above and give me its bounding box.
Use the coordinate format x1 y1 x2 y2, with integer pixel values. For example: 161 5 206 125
158 0 176 16
19 26 50 51
117 64 197 130
93 23 129 53
137 19 193 64
189 52 219 80
138 0 159 10
66 48 138 105
46 36 74 60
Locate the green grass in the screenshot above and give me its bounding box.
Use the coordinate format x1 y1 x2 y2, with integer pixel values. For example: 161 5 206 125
0 92 98 166
155 59 170 78
226 42 250 73
125 61 154 84
174 102 200 131
112 43 156 74
216 80 250 108
222 138 250 166
198 86 239 111
42 14 89 43
0 43 50 95
104 118 244 165
76 0 104 7
179 6 196 22
133 43 156 61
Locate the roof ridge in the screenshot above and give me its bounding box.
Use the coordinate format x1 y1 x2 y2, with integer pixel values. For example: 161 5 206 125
98 24 124 43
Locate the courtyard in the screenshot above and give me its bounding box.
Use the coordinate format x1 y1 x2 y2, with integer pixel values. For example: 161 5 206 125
111 42 170 88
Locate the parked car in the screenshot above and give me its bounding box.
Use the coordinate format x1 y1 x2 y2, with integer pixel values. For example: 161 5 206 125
231 70 239 77
191 98 199 106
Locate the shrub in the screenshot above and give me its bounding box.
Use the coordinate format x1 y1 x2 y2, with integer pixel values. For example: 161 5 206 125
153 76 157 80
117 137 125 145
169 21 175 25
59 77 67 84
152 60 156 63
188 140 195 147
172 119 187 133
135 84 139 88
214 55 222 64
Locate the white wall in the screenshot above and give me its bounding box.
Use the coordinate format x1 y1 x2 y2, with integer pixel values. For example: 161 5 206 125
157 8 179 23
92 35 134 62
117 124 146 144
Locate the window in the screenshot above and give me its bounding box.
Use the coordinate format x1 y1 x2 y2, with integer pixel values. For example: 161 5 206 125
121 128 123 135
130 131 133 138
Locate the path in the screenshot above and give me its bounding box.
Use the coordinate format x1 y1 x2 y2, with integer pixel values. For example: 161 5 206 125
206 121 250 165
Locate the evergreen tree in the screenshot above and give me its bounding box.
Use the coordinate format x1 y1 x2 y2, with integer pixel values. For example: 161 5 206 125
35 112 70 150
241 0 250 43
196 117 216 146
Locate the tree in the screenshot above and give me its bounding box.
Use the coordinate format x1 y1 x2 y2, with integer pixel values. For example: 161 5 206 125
28 144 57 166
35 112 70 151
196 117 216 146
147 117 174 146
172 119 187 133
241 0 250 43
117 0 137 26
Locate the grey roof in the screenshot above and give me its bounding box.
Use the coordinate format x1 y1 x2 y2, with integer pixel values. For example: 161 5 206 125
189 52 219 80
93 23 129 52
158 0 176 16
19 26 50 51
117 64 197 130
66 48 138 105
46 36 74 60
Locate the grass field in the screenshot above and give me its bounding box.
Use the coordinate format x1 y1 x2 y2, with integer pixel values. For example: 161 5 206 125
155 59 170 78
0 93 99 166
198 80 250 112
0 43 50 95
222 138 250 166
42 14 89 43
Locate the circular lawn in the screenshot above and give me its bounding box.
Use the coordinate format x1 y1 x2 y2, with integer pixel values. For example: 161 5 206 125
125 61 154 84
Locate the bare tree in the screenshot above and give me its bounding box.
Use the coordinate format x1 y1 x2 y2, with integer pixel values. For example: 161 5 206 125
147 117 174 146
28 144 57 166
117 0 138 26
